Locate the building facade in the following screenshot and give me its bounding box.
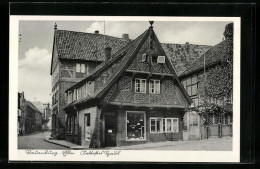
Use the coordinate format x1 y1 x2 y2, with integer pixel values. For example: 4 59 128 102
50 24 130 139
50 23 211 141
178 23 233 140
18 92 43 135
63 23 192 148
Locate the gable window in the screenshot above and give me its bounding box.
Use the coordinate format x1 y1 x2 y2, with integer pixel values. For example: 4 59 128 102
142 53 147 62
149 80 160 94
76 63 85 73
150 118 179 133
135 79 146 93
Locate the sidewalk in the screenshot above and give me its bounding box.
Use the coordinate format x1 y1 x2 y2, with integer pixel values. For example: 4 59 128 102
44 135 88 150
44 134 232 151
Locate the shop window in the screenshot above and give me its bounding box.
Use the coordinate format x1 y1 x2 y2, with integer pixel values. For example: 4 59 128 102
126 111 145 140
135 79 146 93
149 80 160 94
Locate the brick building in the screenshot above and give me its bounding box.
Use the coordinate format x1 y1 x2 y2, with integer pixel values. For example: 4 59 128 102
178 23 233 140
63 22 193 148
50 22 211 141
18 92 43 134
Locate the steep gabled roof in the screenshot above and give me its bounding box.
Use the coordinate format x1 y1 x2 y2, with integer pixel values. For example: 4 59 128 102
26 101 42 114
65 26 192 109
50 29 130 75
179 40 228 77
30 101 46 114
55 30 129 61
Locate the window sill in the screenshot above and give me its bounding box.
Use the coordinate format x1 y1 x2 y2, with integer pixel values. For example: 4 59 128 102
126 139 147 142
150 132 179 134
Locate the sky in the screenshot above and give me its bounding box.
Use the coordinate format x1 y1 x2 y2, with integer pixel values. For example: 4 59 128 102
18 20 231 103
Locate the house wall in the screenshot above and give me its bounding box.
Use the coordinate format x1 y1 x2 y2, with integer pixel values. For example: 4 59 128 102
78 106 102 148
51 59 99 139
104 75 189 108
116 108 184 147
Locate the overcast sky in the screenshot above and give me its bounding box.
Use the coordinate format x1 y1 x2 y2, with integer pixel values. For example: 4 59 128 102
18 21 231 103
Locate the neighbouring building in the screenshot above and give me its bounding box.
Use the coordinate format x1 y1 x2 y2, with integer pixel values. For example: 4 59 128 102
18 92 43 134
18 92 25 134
50 23 211 140
63 22 193 148
178 23 233 140
50 23 130 139
31 101 51 130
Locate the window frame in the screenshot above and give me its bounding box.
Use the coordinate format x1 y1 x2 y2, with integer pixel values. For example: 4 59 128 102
149 79 160 94
183 74 198 97
150 117 179 133
126 111 146 141
135 78 146 93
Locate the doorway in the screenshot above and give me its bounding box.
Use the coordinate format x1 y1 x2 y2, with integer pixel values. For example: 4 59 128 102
105 114 117 147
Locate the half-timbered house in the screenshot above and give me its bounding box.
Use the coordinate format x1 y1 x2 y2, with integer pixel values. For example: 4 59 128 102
63 22 192 148
178 23 233 140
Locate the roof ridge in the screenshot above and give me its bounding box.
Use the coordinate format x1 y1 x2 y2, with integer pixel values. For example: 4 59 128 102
56 29 127 41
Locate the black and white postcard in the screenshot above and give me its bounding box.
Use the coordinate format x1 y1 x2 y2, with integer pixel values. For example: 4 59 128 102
9 16 240 162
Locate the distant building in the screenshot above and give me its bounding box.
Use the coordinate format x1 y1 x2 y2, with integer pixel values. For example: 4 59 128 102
31 101 51 130
18 92 43 134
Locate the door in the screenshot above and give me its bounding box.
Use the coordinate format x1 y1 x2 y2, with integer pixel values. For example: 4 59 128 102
105 114 117 147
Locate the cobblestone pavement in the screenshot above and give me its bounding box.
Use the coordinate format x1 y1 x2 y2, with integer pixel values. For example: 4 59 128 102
113 137 232 151
18 131 68 149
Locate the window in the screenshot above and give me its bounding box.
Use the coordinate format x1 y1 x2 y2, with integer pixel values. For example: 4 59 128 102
73 89 77 101
68 91 72 103
76 63 86 73
183 75 198 96
142 53 147 62
150 118 162 133
149 80 160 94
150 118 179 133
126 111 145 140
135 79 146 93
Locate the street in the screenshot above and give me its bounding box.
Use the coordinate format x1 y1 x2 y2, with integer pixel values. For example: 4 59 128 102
18 131 68 149
112 137 232 151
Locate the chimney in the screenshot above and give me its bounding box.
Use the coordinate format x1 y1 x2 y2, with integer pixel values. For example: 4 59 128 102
223 23 233 39
122 34 130 41
95 30 99 34
104 46 112 62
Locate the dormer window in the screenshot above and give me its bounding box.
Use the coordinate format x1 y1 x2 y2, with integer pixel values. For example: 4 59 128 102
76 63 85 73
68 91 72 103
